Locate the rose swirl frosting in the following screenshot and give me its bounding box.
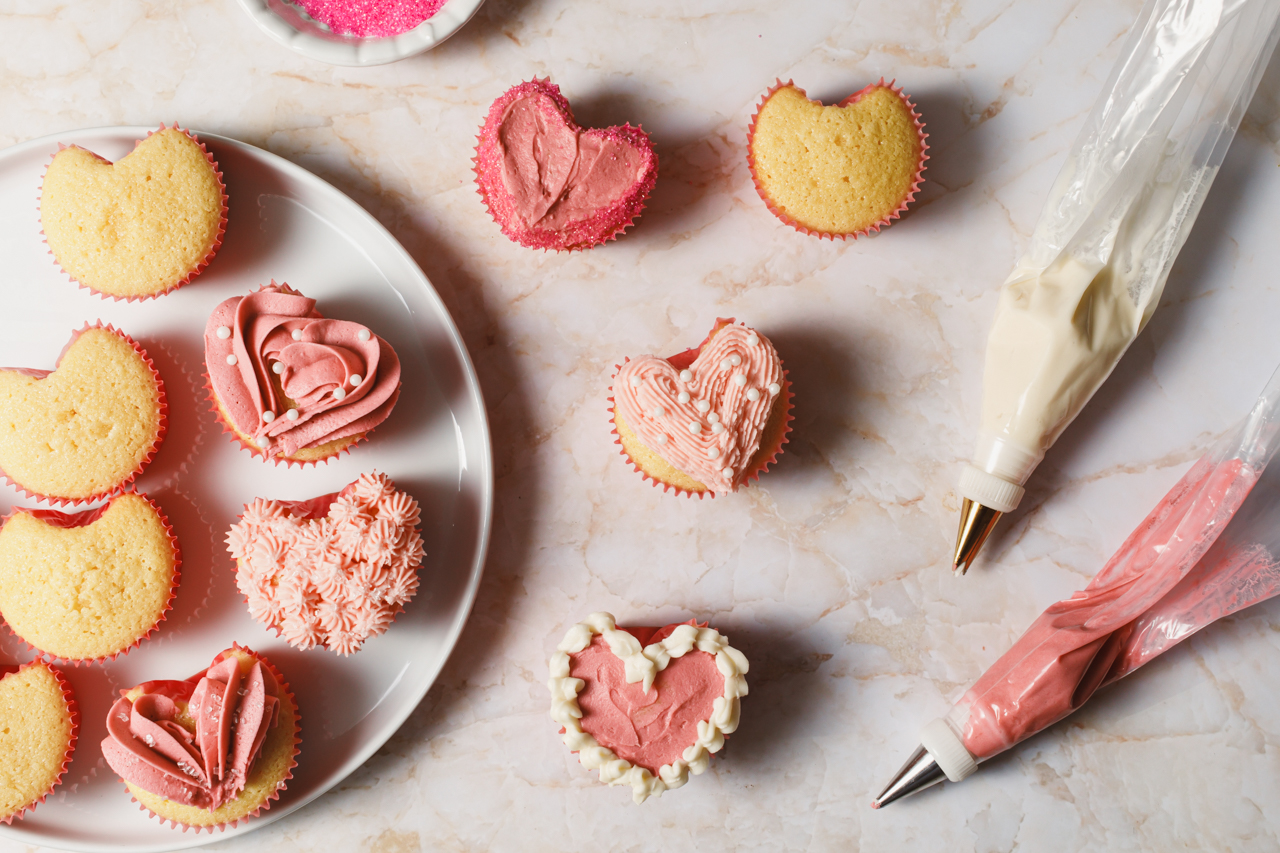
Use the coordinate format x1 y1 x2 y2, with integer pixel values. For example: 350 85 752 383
205 283 402 458
100 656 280 810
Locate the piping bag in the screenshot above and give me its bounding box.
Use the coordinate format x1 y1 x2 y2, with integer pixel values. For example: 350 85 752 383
875 362 1280 808
954 0 1280 574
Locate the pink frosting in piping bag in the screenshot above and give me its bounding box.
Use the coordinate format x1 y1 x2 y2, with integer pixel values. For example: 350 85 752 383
204 284 401 458
101 657 280 809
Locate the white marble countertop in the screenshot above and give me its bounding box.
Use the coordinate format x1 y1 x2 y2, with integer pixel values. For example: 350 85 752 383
6 0 1280 850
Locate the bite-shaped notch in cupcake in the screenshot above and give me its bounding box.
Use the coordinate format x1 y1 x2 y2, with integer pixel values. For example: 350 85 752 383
40 126 227 300
611 319 792 497
205 283 402 465
548 612 749 803
748 79 928 239
100 646 300 831
0 661 78 824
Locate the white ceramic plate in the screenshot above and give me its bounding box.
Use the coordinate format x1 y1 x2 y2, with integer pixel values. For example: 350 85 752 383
235 0 485 66
0 127 492 851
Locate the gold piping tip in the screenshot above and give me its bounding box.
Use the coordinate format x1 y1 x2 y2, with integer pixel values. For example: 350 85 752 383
953 498 1002 576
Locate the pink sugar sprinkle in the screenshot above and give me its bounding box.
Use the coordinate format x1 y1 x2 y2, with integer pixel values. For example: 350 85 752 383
294 0 447 38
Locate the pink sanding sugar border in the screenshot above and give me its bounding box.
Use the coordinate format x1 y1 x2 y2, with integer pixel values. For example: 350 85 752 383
473 78 659 252
291 0 447 38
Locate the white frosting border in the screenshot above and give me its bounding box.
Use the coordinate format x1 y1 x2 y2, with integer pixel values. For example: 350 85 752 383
547 611 750 803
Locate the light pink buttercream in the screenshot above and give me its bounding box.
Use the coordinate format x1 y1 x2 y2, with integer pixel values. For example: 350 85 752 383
204 283 402 459
226 472 425 655
569 627 724 774
615 322 783 494
101 657 280 810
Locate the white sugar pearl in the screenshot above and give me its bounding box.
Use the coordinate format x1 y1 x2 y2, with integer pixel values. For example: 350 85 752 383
712 422 725 434
630 376 642 387
358 328 371 342
734 374 747 387
706 447 720 459
291 329 303 341
651 405 665 418
767 382 781 395
349 374 362 387
720 358 731 370
678 391 691 404
696 399 711 413
256 435 271 449
721 467 734 478
707 412 720 424
656 434 669 445
225 354 238 366
272 362 284 375
262 411 276 423
688 422 701 434
216 325 231 339
286 409 300 421
746 334 759 346
746 388 761 401
730 354 742 366
333 387 347 401
679 369 693 382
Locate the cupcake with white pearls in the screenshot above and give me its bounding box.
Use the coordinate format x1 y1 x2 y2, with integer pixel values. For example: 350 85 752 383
610 319 792 496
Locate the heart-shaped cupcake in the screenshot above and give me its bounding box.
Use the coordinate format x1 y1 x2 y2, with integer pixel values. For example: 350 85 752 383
611 319 792 497
40 126 227 300
0 660 78 824
748 79 928 239
0 324 168 504
548 612 748 803
474 79 658 251
226 472 425 655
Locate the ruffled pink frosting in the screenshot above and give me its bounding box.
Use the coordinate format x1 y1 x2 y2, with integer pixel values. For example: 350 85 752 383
226 472 425 655
615 321 783 494
101 655 280 810
204 283 402 458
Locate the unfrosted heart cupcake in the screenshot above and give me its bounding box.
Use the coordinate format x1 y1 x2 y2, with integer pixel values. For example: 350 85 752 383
204 283 402 465
0 324 167 505
226 472 425 655
610 319 792 497
474 79 658 251
0 494 180 663
0 660 78 824
101 645 300 832
548 612 749 803
40 126 227 300
748 79 928 239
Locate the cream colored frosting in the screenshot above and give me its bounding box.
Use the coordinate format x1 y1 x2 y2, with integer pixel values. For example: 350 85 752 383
547 612 749 804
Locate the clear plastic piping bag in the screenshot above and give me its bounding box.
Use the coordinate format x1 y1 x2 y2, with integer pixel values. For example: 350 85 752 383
947 361 1280 765
959 0 1280 522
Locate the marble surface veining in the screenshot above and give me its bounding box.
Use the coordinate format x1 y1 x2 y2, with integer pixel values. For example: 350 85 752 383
5 0 1280 850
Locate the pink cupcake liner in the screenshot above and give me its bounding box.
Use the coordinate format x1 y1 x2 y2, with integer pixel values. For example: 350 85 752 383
473 78 658 252
0 322 169 507
609 318 794 498
124 644 301 833
38 124 228 302
0 660 79 824
746 78 929 240
0 493 182 666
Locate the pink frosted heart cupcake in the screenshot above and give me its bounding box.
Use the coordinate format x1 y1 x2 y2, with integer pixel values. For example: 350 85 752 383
226 472 425 655
548 612 749 803
610 318 793 497
204 283 402 465
474 79 658 251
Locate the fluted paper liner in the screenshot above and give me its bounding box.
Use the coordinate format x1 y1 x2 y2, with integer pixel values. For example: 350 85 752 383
0 660 79 824
747 78 929 240
38 124 227 301
0 323 169 507
609 318 794 498
473 78 658 252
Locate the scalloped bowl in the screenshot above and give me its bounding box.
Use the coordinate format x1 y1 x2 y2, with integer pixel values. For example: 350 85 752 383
235 0 486 66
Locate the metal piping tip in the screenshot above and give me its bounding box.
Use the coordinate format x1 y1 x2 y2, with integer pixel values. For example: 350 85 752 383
872 744 946 809
952 498 1002 576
